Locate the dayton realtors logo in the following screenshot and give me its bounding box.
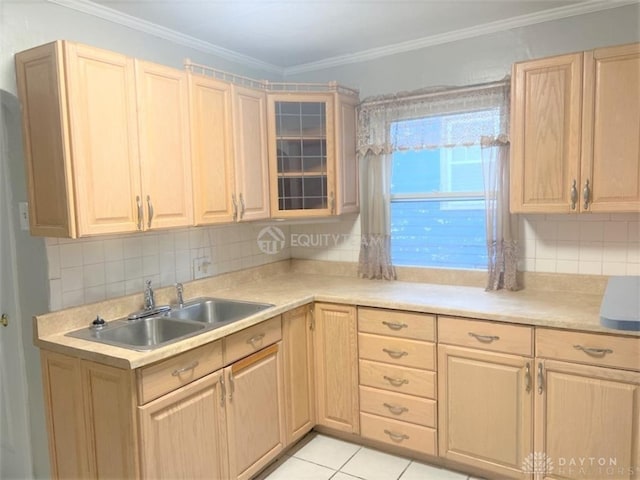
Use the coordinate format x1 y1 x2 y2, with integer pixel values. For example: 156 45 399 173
257 226 286 254
522 452 554 476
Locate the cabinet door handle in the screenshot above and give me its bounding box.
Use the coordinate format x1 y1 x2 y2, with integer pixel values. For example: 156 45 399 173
525 362 531 393
220 376 226 407
574 344 613 357
239 193 246 219
570 179 578 210
583 179 590 210
382 321 408 331
537 362 544 395
383 375 408 387
309 306 315 331
231 193 238 221
384 429 409 442
383 403 408 415
329 191 335 214
382 348 408 359
171 361 199 377
247 333 265 348
136 196 143 230
468 332 500 343
146 195 154 228
229 371 235 401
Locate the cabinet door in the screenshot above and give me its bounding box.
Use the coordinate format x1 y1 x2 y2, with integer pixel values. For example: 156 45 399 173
511 53 583 213
282 305 315 445
226 343 285 480
314 303 359 433
136 60 193 229
438 345 533 479
138 370 228 480
41 352 91 479
535 360 640 480
189 74 236 225
335 94 359 214
66 43 142 236
232 85 270 221
81 360 137 479
582 43 640 212
267 94 335 217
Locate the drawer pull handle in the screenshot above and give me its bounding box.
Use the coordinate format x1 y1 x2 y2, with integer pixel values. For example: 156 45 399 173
382 348 408 359
384 429 409 442
468 332 500 343
382 321 408 331
247 333 265 347
383 375 408 387
171 361 199 377
573 344 613 357
383 403 408 415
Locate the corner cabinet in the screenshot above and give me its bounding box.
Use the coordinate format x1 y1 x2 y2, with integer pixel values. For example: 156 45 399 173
510 42 640 214
267 92 359 218
15 41 193 237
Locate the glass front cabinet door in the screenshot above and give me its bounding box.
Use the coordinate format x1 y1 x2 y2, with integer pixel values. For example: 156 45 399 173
267 92 359 218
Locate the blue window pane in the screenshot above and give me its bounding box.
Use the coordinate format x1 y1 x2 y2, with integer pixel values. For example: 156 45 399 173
391 200 487 269
390 150 441 194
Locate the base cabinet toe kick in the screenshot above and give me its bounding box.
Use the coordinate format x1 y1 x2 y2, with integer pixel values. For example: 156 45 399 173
40 304 639 479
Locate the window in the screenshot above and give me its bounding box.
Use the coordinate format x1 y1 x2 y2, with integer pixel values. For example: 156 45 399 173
390 108 500 269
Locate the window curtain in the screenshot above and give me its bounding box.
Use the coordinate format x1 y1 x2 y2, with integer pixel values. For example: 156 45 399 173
482 135 519 291
357 80 517 284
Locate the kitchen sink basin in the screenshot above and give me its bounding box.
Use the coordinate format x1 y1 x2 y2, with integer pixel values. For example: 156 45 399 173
67 316 206 351
66 297 274 351
168 297 274 325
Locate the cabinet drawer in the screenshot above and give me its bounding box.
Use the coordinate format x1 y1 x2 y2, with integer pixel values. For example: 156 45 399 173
359 386 436 428
438 316 533 356
223 316 282 365
358 333 435 370
360 412 437 456
536 328 640 371
359 360 436 399
358 307 435 341
137 340 223 404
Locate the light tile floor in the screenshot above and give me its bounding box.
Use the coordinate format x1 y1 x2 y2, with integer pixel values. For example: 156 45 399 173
255 433 484 480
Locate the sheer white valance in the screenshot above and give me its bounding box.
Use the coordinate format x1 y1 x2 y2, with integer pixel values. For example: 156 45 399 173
357 80 510 155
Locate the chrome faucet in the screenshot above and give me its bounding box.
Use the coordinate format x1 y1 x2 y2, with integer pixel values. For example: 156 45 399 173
144 280 155 310
176 283 184 308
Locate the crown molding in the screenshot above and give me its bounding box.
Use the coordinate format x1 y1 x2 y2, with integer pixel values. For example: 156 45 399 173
46 0 284 75
284 0 640 75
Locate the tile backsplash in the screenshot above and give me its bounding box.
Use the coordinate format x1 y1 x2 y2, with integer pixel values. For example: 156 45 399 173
289 213 640 276
45 212 639 311
46 223 290 311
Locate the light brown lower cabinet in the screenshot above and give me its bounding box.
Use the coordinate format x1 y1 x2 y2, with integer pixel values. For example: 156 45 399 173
224 342 285 480
282 306 316 445
438 345 533 479
41 351 138 479
314 302 360 434
138 371 228 479
535 329 640 480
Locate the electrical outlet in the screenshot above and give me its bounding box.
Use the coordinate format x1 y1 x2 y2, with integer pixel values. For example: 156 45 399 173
18 202 29 231
193 256 212 280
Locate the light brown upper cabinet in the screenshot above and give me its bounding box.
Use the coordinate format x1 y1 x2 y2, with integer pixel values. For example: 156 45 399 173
511 42 640 213
188 74 270 224
15 41 193 237
267 92 359 218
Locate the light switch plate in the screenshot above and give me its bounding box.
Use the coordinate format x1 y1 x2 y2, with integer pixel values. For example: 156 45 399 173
18 202 29 231
193 256 212 280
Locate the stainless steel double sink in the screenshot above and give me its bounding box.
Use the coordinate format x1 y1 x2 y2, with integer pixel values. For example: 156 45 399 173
67 297 274 351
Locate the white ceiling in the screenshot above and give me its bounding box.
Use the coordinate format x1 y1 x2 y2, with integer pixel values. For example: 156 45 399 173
66 0 634 72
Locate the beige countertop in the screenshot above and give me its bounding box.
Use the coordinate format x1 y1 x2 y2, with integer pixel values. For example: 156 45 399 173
34 266 639 370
